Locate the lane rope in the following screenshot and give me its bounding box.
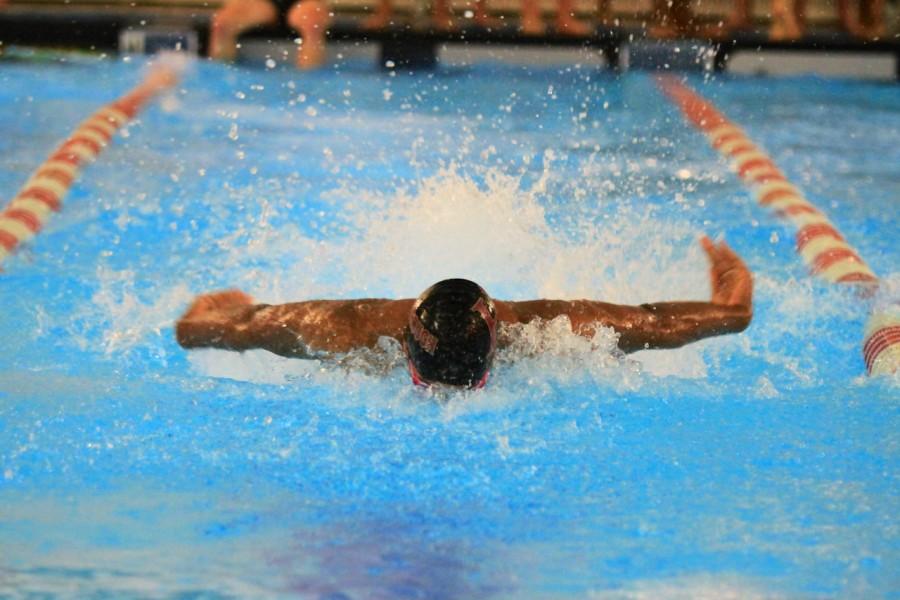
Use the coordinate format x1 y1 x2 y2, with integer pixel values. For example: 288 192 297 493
656 75 897 377
0 60 182 267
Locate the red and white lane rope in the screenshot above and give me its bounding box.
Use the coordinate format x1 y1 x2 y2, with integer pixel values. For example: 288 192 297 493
863 309 900 376
657 75 897 376
0 61 181 266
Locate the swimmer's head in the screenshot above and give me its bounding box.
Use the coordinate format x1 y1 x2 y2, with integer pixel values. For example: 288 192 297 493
404 279 497 389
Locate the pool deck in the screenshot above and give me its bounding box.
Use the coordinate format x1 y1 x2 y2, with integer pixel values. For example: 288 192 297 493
1 2 899 79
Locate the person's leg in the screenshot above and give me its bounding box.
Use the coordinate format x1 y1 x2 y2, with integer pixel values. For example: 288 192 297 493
596 0 612 26
860 0 886 37
556 0 591 34
210 0 278 61
671 0 693 34
362 0 393 29
838 0 851 31
649 0 680 37
473 0 502 27
793 0 806 36
717 0 758 37
768 0 802 39
838 0 863 36
432 0 457 30
520 0 545 33
728 0 753 29
287 0 330 69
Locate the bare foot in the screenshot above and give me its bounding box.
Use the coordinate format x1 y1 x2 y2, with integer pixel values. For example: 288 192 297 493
209 0 277 61
556 14 591 35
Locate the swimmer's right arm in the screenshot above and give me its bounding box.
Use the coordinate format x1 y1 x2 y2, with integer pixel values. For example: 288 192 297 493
175 291 415 358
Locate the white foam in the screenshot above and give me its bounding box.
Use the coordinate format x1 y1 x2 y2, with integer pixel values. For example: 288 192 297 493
219 167 708 304
84 267 194 355
871 271 900 315
189 349 320 385
587 574 780 599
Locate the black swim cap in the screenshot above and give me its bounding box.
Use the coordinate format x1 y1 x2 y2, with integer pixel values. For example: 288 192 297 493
405 279 497 388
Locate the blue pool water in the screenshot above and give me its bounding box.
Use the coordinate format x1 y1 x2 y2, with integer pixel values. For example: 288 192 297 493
1 51 899 597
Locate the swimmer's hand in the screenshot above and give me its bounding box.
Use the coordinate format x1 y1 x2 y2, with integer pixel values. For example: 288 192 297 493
175 290 254 349
700 236 753 311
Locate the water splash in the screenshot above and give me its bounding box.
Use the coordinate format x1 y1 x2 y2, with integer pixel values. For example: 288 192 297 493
88 165 730 385
84 267 194 355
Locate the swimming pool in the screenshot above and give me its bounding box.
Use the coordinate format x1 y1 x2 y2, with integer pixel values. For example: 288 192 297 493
1 50 898 597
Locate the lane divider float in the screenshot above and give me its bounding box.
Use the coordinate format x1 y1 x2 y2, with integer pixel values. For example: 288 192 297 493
864 309 900 376
0 60 181 266
656 75 897 376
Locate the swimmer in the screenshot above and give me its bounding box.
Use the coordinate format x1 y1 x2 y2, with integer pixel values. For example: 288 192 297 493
176 237 752 388
209 0 330 69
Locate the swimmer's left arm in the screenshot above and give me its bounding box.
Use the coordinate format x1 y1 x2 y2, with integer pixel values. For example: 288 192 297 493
174 290 300 355
494 237 753 353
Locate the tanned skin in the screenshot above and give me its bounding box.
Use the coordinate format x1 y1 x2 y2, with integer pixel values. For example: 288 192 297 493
176 236 752 359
